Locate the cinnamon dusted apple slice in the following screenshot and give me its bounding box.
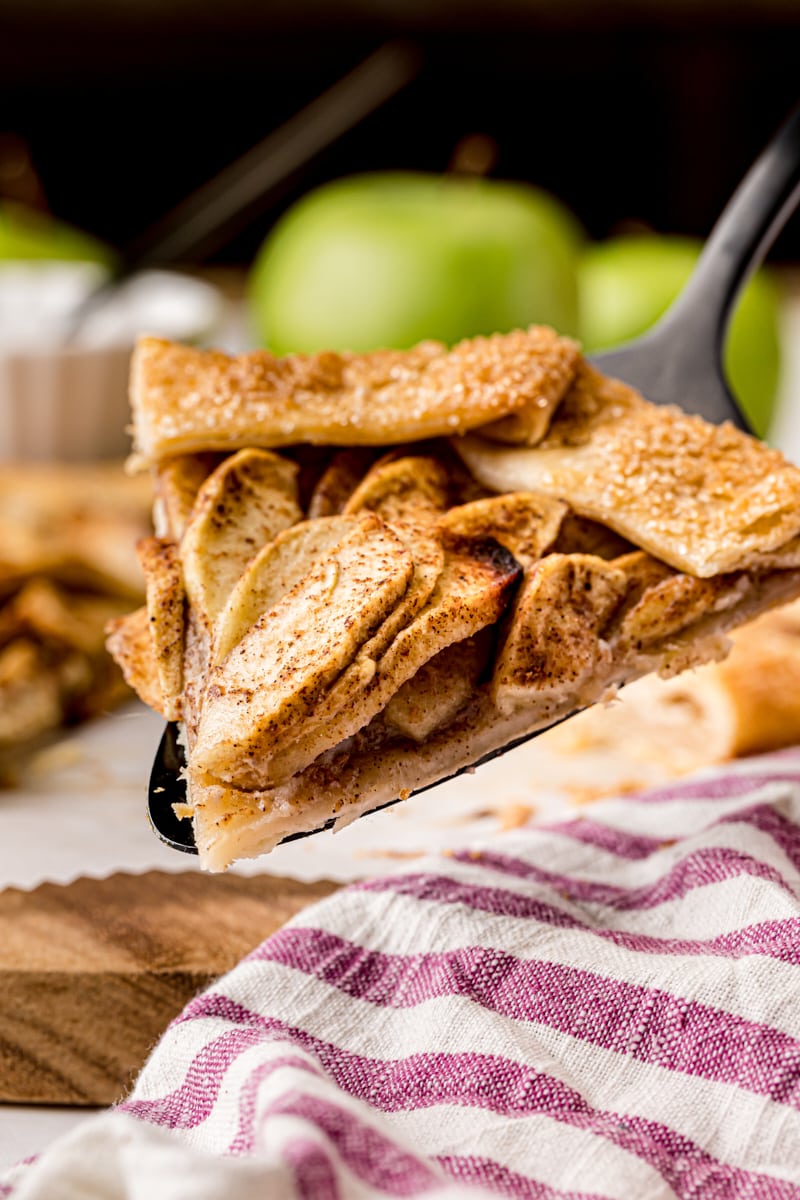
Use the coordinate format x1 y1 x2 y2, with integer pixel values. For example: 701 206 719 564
343 454 449 523
130 327 579 463
180 449 302 629
437 492 567 569
613 556 747 658
456 363 800 577
202 456 452 789
491 554 629 715
341 454 450 635
604 553 796 679
232 457 451 785
185 549 800 869
491 546 800 724
191 514 414 783
213 515 361 665
235 454 464 783
307 449 380 518
262 539 520 787
152 453 223 541
384 630 494 742
340 453 449 649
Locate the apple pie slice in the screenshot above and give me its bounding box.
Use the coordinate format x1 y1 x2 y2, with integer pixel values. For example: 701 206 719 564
109 330 800 870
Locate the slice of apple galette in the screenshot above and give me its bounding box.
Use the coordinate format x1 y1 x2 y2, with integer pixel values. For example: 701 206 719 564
108 330 800 870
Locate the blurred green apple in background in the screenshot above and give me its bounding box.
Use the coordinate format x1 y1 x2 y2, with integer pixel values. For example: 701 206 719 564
578 234 781 437
0 201 114 266
249 173 583 355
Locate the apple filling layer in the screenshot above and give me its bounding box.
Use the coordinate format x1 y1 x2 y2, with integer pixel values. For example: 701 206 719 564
108 330 800 870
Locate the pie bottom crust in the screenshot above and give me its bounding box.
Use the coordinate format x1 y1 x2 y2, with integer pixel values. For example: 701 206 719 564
186 569 800 871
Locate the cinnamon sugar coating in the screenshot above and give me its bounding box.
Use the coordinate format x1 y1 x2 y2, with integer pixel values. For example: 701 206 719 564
130 327 578 462
457 363 800 577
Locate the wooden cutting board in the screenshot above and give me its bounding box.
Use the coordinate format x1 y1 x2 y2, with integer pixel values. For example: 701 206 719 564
0 870 337 1106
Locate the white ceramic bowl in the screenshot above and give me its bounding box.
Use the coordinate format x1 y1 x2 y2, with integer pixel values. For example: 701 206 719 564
0 264 225 462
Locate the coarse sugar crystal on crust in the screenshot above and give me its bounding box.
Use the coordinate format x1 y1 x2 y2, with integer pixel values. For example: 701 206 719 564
129 327 579 463
455 362 800 578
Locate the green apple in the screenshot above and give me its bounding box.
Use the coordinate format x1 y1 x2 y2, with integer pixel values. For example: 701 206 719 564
249 173 583 355
579 234 781 437
0 201 114 266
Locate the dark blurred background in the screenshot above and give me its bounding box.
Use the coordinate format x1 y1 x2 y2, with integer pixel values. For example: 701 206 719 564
1 0 799 263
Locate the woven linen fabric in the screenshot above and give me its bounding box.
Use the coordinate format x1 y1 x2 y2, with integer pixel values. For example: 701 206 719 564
5 749 800 1199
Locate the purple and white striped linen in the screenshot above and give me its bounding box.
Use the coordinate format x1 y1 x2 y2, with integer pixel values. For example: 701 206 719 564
5 747 800 1199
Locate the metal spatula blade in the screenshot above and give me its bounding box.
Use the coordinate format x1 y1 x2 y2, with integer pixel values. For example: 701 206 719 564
148 711 585 855
148 103 800 856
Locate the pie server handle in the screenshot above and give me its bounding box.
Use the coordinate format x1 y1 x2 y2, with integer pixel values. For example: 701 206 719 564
591 101 800 430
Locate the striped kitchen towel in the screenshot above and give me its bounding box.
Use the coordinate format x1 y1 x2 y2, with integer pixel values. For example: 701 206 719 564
5 747 800 1199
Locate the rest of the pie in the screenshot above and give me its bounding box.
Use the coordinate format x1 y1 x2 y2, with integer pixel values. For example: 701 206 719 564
0 463 152 778
109 329 800 870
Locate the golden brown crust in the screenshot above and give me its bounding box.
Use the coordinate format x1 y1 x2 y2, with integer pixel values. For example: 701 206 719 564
106 605 166 717
131 328 579 463
477 336 580 445
137 536 185 721
456 363 800 577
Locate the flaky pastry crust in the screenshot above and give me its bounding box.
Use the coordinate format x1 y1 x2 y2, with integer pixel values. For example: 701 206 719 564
456 363 800 577
130 328 579 463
